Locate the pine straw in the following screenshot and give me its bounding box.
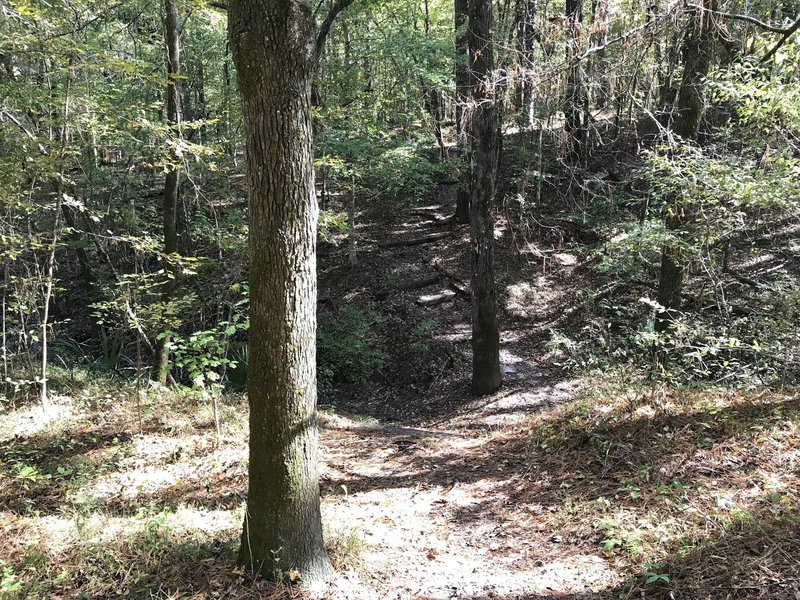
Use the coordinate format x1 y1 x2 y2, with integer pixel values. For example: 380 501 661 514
522 383 800 599
2 382 799 599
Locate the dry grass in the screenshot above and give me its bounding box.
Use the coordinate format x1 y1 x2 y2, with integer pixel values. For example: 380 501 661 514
524 379 800 598
1 375 798 599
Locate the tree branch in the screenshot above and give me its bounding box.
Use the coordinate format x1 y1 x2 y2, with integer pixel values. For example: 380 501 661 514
0 110 48 154
315 0 356 62
686 4 798 34
761 14 800 63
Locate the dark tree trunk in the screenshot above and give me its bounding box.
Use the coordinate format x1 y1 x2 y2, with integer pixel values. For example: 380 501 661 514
513 0 536 125
197 59 207 143
589 0 610 108
675 0 717 140
468 0 502 396
152 0 181 385
454 0 470 224
229 0 333 586
423 85 446 159
655 215 686 332
656 0 717 331
565 0 587 164
60 203 93 285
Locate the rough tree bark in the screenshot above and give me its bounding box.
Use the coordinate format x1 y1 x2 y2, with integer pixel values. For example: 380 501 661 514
656 0 717 332
229 0 333 586
152 0 181 385
454 0 470 224
468 0 502 396
674 0 717 140
513 0 536 124
564 0 588 164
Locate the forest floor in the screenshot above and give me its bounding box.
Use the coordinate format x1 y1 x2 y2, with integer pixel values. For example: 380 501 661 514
1 141 800 599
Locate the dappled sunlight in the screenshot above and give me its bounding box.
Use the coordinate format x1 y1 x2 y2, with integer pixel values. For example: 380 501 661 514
0 394 77 439
2 375 799 598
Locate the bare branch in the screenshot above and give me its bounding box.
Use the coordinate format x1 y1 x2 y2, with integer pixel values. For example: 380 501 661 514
687 4 798 34
315 0 356 63
0 110 48 154
761 14 800 63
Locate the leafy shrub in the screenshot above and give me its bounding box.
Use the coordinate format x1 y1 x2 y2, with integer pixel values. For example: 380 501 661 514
317 306 387 390
318 131 454 205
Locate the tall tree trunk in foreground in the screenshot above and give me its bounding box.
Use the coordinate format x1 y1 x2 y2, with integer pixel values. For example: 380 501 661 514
655 0 716 332
674 0 716 140
454 0 470 224
152 0 181 384
229 0 333 586
468 0 502 396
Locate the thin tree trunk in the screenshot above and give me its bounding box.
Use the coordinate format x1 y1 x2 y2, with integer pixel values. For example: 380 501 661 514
348 173 357 267
40 65 73 411
468 0 502 396
656 0 717 332
454 0 470 224
229 0 333 586
513 0 536 125
2 262 8 402
40 195 62 411
197 59 207 144
153 0 182 385
589 0 610 109
565 0 587 164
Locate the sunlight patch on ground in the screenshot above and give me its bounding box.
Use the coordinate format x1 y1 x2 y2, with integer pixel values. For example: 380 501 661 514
322 446 622 599
6 507 239 559
0 395 76 440
85 438 247 508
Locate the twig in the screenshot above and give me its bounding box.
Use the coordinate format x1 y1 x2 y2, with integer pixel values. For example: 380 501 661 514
687 4 798 33
761 14 800 63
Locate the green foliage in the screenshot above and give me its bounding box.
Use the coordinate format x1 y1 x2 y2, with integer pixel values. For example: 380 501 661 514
168 313 248 390
0 561 22 600
317 306 387 390
710 41 800 137
319 131 452 204
644 563 670 585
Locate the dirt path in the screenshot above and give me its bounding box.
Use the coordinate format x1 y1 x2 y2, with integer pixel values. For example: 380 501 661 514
318 374 621 599
315 189 618 599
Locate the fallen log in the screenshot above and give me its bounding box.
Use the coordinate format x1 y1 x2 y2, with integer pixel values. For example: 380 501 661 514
429 215 454 227
409 207 444 216
402 274 444 290
379 231 450 248
417 290 457 306
447 281 470 298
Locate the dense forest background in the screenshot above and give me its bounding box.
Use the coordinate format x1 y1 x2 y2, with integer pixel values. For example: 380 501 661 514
1 0 799 597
